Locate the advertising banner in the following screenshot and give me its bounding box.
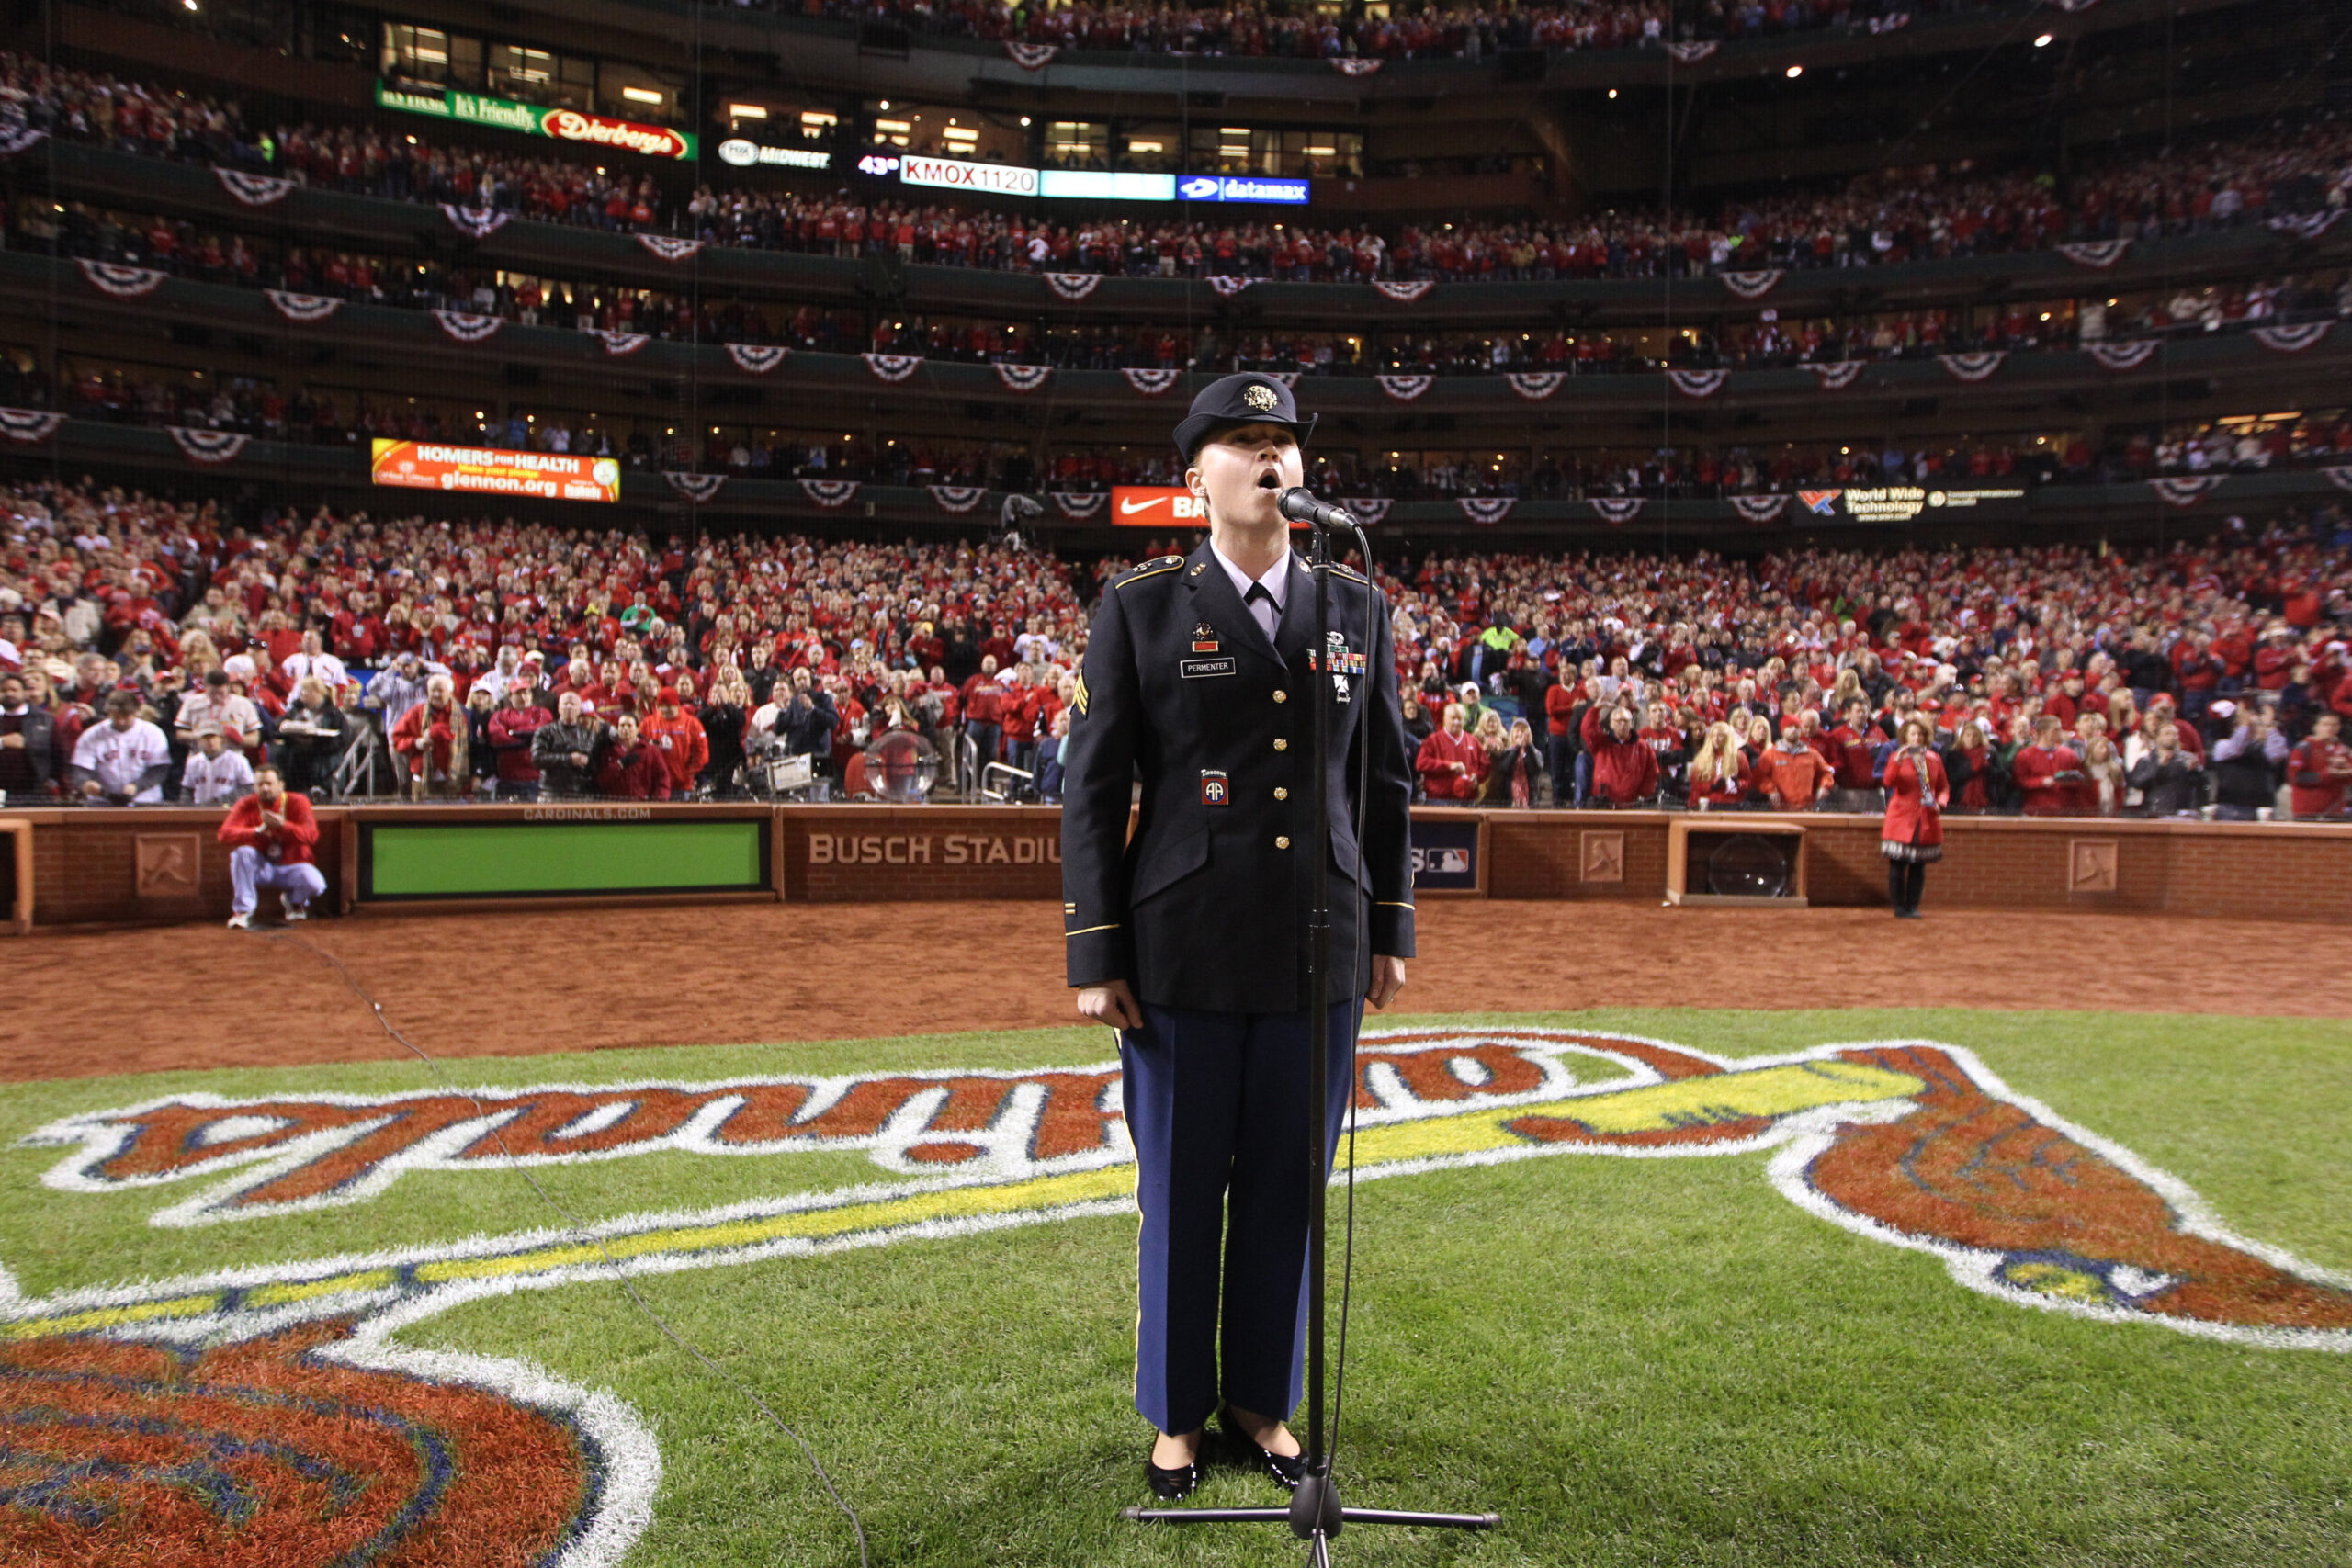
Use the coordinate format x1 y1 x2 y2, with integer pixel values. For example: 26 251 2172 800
1109 486 1209 525
1177 174 1311 205
374 82 696 160
371 440 623 502
1037 170 1178 202
1794 486 2029 525
716 137 831 171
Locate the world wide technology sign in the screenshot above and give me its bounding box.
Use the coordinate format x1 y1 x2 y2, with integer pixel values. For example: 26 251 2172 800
1795 486 2029 524
371 440 622 502
374 82 696 160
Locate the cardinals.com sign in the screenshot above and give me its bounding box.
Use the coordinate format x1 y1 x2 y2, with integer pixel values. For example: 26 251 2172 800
374 82 696 160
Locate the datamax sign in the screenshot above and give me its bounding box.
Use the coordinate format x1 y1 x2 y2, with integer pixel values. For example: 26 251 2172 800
374 82 696 160
1178 175 1311 205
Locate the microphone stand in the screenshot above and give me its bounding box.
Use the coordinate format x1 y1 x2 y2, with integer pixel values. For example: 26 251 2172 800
1124 513 1499 1562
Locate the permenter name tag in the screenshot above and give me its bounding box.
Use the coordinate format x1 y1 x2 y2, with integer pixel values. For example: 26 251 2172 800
1181 656 1237 679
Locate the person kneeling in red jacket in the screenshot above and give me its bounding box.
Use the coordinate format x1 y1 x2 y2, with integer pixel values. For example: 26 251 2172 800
218 763 324 930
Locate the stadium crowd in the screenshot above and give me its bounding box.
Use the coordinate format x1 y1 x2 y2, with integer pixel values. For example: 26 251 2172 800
6 51 2350 286
728 0 1991 58
23 195 2347 382
3 480 2348 819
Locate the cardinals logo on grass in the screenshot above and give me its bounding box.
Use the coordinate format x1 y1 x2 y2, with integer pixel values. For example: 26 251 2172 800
11 1028 2344 1566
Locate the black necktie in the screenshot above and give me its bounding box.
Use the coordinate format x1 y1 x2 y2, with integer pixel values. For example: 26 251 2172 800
1243 582 1275 640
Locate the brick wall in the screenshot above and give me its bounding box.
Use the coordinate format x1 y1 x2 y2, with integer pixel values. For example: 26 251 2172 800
10 805 2349 926
1481 809 2352 921
783 806 1069 902
17 808 348 927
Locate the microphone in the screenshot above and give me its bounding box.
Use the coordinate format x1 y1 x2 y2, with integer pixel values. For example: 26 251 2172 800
1277 488 1357 531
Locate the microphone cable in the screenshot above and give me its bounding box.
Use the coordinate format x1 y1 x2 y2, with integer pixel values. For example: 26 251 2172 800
269 929 872 1568
1325 516 1377 1474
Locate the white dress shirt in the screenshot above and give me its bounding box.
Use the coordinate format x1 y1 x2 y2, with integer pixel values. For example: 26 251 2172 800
1210 542 1290 643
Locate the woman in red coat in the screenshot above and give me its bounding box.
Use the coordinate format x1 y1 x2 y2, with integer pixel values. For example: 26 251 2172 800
1880 715 1950 919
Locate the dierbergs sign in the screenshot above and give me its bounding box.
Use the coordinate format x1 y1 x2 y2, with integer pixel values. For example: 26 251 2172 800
374 82 696 160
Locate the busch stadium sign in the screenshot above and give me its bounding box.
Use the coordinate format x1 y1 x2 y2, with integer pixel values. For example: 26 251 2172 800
374 82 696 160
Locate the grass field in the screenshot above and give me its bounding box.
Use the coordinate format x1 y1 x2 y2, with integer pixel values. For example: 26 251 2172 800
3 1008 2346 1567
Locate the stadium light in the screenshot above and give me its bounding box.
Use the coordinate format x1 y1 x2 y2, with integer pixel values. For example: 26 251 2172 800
1786 64 1803 78
1608 88 1618 99
622 87 664 106
2034 32 2053 46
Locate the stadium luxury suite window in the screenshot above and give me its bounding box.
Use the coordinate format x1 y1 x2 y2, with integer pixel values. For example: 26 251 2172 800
485 43 594 111
381 24 480 88
1184 127 1360 178
1045 121 1110 170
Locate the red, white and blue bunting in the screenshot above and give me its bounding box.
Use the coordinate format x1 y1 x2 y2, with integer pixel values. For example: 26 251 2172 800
265 289 343 323
2087 339 2162 371
167 427 250 465
2057 239 2132 268
2266 210 2346 242
441 205 511 240
1052 491 1107 521
1373 281 1434 303
2323 466 2352 494
2149 475 2222 508
726 344 790 374
1044 273 1102 301
1805 361 1864 390
1729 493 1791 525
1589 497 1645 525
1939 351 2006 382
1666 40 1719 62
799 479 860 508
1377 374 1433 401
637 234 705 263
1506 373 1563 400
0 125 47 157
1340 498 1391 525
0 408 65 443
1720 270 1782 300
930 485 988 513
77 259 165 299
1330 58 1384 76
591 330 650 356
434 310 503 344
863 354 923 382
663 472 725 503
2252 321 2331 354
1460 497 1517 525
995 364 1052 393
1123 367 1183 396
1668 368 1728 399
1864 11 1912 31
214 168 294 207
1206 276 1258 297
1006 41 1058 69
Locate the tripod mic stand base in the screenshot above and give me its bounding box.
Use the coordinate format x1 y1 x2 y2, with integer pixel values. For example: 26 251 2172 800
1123 1506 1498 1529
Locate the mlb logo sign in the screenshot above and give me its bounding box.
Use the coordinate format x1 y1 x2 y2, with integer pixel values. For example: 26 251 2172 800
1200 771 1229 806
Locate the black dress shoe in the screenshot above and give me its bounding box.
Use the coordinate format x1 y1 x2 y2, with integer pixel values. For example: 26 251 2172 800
1220 1407 1306 1492
1145 1456 1201 1501
1148 1438 1204 1504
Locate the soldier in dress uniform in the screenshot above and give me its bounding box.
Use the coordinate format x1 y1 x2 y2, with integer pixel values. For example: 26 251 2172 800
1060 373 1416 1500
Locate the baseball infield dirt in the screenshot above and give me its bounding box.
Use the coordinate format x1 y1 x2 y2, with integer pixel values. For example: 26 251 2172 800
6 901 2342 1082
